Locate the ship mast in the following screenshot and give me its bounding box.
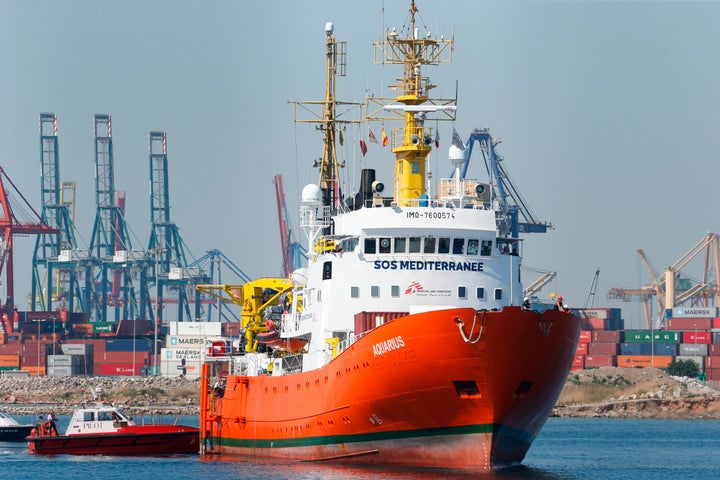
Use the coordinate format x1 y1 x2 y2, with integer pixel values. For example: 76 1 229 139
368 0 456 206
291 23 360 210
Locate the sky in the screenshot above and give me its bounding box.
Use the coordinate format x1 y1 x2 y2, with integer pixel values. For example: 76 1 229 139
2 0 720 329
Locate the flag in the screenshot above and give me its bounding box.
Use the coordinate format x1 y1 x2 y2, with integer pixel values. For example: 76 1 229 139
381 127 388 147
452 127 465 150
434 128 440 148
339 130 344 145
368 128 378 144
359 139 368 156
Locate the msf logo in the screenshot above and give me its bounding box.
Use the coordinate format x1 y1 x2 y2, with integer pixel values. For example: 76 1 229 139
405 281 424 295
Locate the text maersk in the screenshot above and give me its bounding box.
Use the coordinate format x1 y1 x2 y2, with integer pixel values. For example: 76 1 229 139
374 260 484 272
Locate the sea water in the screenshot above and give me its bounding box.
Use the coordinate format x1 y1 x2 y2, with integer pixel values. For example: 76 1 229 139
2 416 720 480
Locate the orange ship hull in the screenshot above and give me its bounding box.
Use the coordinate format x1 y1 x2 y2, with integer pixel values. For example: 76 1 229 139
200 307 579 469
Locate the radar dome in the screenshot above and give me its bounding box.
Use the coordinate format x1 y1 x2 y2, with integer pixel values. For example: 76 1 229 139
301 184 322 206
291 268 308 287
449 145 465 166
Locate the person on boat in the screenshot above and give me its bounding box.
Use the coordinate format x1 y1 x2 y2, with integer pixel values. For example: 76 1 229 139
522 297 532 312
47 411 58 436
554 296 564 311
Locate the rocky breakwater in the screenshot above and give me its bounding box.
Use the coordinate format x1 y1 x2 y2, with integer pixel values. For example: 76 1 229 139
553 367 720 419
0 375 200 416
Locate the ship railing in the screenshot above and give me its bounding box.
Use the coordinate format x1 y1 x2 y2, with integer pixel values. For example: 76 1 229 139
364 195 488 210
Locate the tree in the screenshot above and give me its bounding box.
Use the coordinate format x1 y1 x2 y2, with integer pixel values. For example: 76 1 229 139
666 359 700 378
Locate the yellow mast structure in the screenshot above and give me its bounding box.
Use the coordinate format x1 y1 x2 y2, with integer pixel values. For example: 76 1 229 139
367 1 456 206
291 23 360 209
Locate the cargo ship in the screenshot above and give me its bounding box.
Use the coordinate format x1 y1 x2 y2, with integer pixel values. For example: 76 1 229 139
198 1 580 470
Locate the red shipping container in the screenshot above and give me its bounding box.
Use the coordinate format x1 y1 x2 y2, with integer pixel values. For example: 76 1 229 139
706 368 720 381
66 338 107 353
96 362 141 376
575 342 588 355
221 322 242 337
580 318 608 330
714 318 720 329
354 311 408 335
591 330 621 343
0 344 22 355
103 351 150 364
667 318 712 330
588 342 619 355
579 330 592 343
584 355 617 367
20 353 47 366
709 344 720 356
682 331 711 344
571 354 585 369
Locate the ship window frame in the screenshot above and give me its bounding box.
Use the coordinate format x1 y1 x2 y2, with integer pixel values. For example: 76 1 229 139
480 240 492 256
411 161 420 174
453 238 465 254
467 239 479 256
458 286 467 299
371 285 380 298
408 236 421 253
394 237 407 253
438 237 450 254
476 287 485 300
364 238 376 254
351 286 359 298
494 288 503 300
391 285 400 297
322 261 332 280
423 237 436 254
84 412 95 421
379 237 392 253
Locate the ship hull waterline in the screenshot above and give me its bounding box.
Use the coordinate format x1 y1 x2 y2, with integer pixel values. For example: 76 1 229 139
202 307 580 469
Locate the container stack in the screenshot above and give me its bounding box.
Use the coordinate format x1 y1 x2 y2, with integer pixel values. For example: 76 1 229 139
572 308 623 370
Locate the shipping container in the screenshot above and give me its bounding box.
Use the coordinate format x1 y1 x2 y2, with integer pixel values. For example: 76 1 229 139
591 330 622 343
0 344 22 355
575 342 588 355
60 343 93 356
169 321 222 337
96 362 142 376
705 356 720 370
667 318 713 330
221 322 242 337
679 344 709 356
682 331 711 344
103 351 150 365
0 354 20 367
20 353 46 367
354 311 408 335
104 338 153 353
162 347 204 362
616 355 673 368
709 344 720 356
706 368 720 381
584 355 616 368
619 343 678 356
574 308 622 320
166 335 210 348
161 359 201 378
571 354 585 370
588 342 619 355
624 330 682 343
115 319 154 337
579 330 592 343
668 307 717 318
47 365 78 377
714 318 720 329
47 354 81 367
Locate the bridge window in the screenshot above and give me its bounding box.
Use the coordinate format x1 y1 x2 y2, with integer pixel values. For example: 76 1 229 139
494 288 503 300
364 238 376 254
423 237 436 254
476 287 485 300
481 240 492 256
408 237 421 253
453 238 465 254
83 412 95 421
467 239 478 256
458 286 467 299
394 237 407 253
379 238 392 253
438 237 450 254
391 285 400 297
351 286 359 298
371 286 380 298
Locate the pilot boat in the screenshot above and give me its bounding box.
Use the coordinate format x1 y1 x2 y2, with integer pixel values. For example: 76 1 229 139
27 401 199 455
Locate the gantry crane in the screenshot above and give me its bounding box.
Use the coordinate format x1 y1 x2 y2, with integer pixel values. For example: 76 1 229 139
608 234 720 328
457 128 552 239
32 113 90 315
147 131 210 323
89 114 150 322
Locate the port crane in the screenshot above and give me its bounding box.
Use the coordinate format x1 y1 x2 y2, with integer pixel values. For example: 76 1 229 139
608 234 720 328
